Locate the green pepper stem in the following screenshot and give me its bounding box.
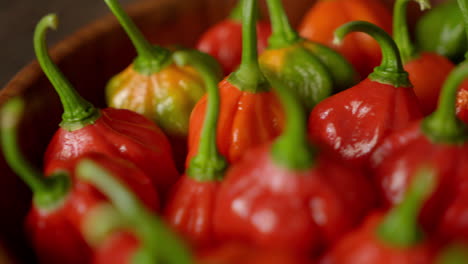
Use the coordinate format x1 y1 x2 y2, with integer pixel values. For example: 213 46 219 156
422 61 468 143
334 21 411 87
173 52 227 181
457 0 468 59
77 160 192 264
1 97 70 208
265 0 300 48
104 0 171 75
266 72 316 170
34 14 99 131
393 0 431 63
377 166 436 247
228 0 269 93
437 244 468 264
229 0 262 22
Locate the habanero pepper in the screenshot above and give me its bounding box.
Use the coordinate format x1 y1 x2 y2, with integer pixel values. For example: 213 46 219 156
415 0 466 64
259 0 358 110
186 0 284 165
370 60 468 234
195 242 313 264
393 0 455 115
76 160 192 264
308 21 423 170
319 167 438 264
1 97 160 264
212 73 375 253
298 0 393 78
164 51 227 248
103 0 222 170
34 14 178 198
196 0 271 75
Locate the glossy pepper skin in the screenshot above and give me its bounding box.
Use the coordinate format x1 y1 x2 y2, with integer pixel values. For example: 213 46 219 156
164 49 228 248
259 0 358 110
186 0 284 165
213 74 375 253
104 0 222 168
196 0 271 75
308 21 422 169
33 14 178 197
299 0 392 78
76 160 193 264
415 0 466 64
196 243 313 264
393 0 455 115
370 61 468 234
320 168 438 264
456 79 468 123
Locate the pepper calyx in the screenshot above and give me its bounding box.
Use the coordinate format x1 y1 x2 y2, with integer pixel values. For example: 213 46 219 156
133 46 173 75
33 172 72 210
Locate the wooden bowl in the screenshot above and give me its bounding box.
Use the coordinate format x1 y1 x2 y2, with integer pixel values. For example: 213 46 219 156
0 0 317 262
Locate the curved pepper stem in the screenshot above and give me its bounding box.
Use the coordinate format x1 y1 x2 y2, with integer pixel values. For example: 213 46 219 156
1 97 70 208
393 0 431 63
265 72 316 170
104 0 171 75
265 0 300 48
377 166 436 247
34 14 99 131
334 21 411 88
422 61 468 143
173 52 227 181
457 0 468 59
229 0 261 22
228 0 269 93
77 160 192 264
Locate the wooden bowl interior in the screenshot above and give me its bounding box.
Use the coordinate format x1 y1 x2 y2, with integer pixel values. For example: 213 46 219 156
0 0 314 262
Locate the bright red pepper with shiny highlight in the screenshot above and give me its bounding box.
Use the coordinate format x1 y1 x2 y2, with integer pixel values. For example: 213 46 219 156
320 167 438 264
456 79 468 123
213 74 375 253
187 0 284 165
393 0 455 115
370 61 468 234
308 21 422 169
164 50 228 248
196 0 271 75
33 15 178 198
196 243 313 264
298 0 392 78
76 160 192 264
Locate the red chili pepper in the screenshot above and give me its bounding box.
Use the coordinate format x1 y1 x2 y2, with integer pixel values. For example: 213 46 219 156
393 0 455 115
320 167 438 264
196 0 271 75
196 243 313 264
164 49 227 247
213 73 375 252
187 0 284 165
1 99 159 263
76 160 192 264
456 79 468 123
298 0 392 78
308 21 422 169
32 14 178 198
370 61 468 234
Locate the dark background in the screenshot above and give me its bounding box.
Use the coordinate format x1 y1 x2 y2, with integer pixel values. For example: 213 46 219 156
0 0 134 87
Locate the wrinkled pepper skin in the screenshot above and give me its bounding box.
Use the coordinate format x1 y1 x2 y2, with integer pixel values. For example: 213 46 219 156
197 20 271 76
403 53 454 115
44 108 179 198
187 80 284 164
299 0 392 78
213 144 375 252
319 213 436 264
308 21 423 169
259 40 358 109
309 78 422 169
92 232 140 264
456 79 468 123
415 0 466 64
196 243 313 264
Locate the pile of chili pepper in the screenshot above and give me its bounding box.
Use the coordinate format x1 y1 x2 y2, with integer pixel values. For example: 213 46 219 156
1 0 468 263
